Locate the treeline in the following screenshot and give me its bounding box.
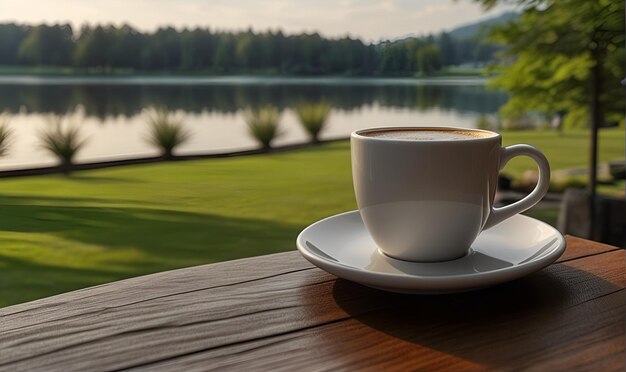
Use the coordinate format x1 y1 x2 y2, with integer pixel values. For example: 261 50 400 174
0 23 499 75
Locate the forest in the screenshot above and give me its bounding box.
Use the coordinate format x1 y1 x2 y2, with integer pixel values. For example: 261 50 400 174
0 23 499 75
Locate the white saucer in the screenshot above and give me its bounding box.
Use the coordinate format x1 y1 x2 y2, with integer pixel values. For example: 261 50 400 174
296 211 566 294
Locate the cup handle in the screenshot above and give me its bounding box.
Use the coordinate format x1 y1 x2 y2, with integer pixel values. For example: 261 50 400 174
484 144 551 229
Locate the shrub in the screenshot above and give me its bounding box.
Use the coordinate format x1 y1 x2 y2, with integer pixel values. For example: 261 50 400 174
145 108 191 159
549 177 588 193
0 115 13 157
244 106 282 151
39 116 87 172
476 115 497 131
295 102 331 143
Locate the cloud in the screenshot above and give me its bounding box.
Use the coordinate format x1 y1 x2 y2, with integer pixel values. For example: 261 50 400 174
0 0 513 41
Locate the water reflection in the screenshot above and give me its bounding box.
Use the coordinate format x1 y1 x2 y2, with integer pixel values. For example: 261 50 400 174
0 78 507 169
0 82 506 119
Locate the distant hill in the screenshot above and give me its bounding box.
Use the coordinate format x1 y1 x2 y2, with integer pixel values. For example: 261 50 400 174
448 11 518 40
377 11 518 68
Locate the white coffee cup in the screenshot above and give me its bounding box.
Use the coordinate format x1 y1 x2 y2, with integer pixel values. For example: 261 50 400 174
351 127 550 262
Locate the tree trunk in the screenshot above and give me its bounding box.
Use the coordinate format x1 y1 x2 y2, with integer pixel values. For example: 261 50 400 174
60 160 72 175
588 50 604 239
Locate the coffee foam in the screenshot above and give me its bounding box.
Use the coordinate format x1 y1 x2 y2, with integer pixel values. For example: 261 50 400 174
362 129 493 141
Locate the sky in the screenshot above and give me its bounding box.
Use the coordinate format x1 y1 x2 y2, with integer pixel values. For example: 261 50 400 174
0 0 513 41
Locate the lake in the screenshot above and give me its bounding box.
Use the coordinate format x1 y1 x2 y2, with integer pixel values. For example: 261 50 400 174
0 76 507 170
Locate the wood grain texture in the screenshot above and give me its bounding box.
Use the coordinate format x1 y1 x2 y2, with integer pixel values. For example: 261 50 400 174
0 237 623 371
557 235 621 262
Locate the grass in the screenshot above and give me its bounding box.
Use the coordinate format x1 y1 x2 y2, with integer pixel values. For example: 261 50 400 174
499 129 624 189
0 128 623 307
0 143 353 307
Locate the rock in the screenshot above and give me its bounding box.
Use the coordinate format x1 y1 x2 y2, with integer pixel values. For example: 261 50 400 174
596 163 615 180
608 161 625 179
552 168 589 178
557 189 591 238
558 188 625 247
553 162 623 182
553 168 587 179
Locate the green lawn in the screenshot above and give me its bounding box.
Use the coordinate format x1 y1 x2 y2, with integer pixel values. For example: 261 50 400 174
428 66 488 77
499 128 623 175
0 128 623 307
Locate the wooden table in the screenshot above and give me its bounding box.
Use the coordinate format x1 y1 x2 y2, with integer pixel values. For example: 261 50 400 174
1 236 624 371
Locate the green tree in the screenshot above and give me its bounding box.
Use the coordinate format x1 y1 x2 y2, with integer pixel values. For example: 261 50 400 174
213 34 235 72
0 24 30 65
378 41 410 73
482 0 624 128
74 25 112 69
417 44 443 75
438 32 458 66
476 0 624 234
18 24 73 65
0 20 500 74
110 25 145 70
235 31 257 69
155 27 182 69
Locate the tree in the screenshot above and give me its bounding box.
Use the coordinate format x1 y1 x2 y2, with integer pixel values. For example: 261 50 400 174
0 20 500 74
213 34 235 72
0 24 30 65
235 30 258 70
18 24 74 65
438 32 458 66
476 0 624 235
378 41 411 73
110 25 145 70
154 27 182 70
74 25 113 69
417 44 443 75
483 0 624 125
